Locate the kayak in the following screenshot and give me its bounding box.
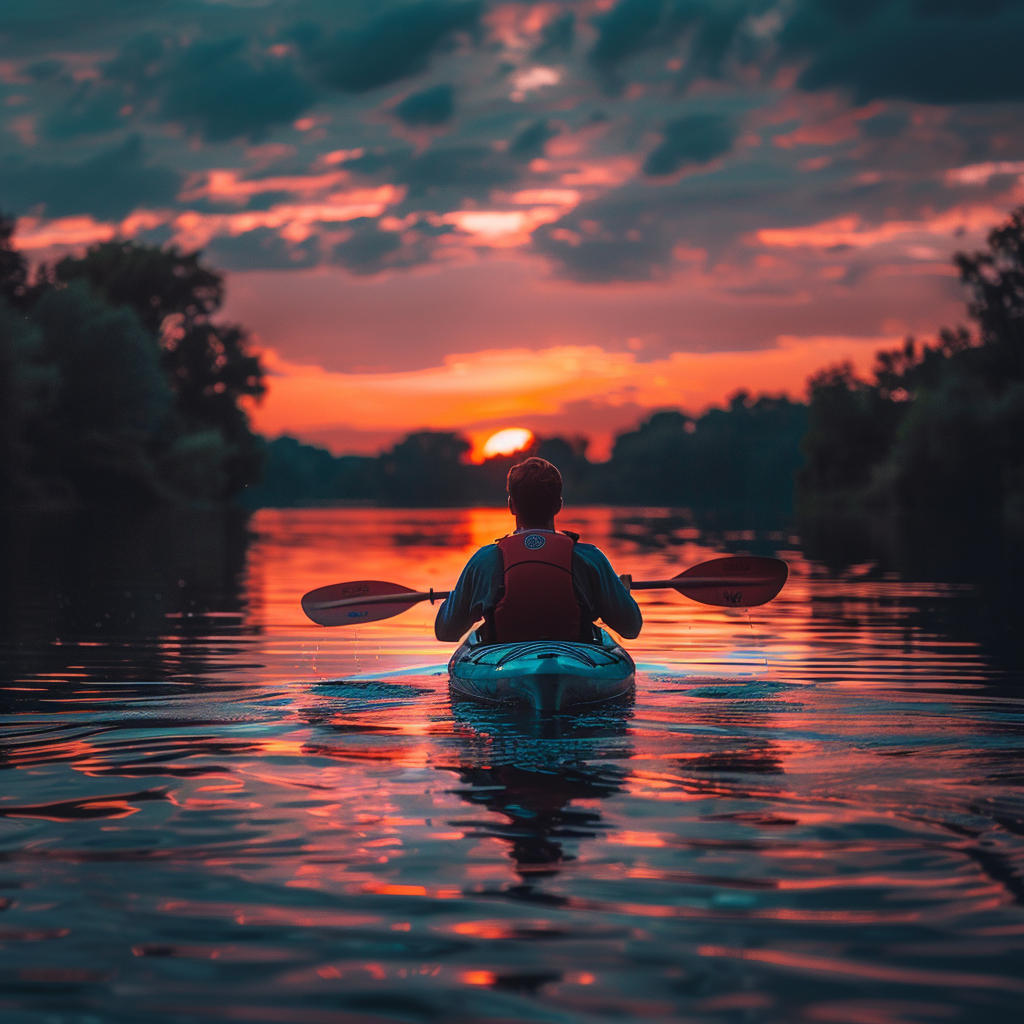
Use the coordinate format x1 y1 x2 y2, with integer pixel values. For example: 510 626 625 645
448 629 636 712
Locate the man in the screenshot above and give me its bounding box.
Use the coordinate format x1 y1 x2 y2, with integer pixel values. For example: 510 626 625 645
435 457 642 643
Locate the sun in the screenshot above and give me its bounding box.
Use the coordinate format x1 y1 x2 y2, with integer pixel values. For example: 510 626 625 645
481 427 535 460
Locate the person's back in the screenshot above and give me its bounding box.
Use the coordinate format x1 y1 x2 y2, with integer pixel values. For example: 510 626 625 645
434 457 642 643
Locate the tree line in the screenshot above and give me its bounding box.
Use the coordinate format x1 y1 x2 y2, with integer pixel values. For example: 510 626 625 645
0 216 265 504
3 207 1023 526
245 395 809 516
798 208 1024 527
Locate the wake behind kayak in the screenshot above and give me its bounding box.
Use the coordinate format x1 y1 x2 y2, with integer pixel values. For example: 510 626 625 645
448 629 635 712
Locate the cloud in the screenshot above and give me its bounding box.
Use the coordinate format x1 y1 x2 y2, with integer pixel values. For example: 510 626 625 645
589 0 682 74
0 136 181 219
534 221 679 282
643 113 735 175
330 218 409 274
533 11 576 59
205 227 321 271
293 1 481 94
783 0 1024 104
393 83 455 125
588 0 749 89
44 85 124 140
89 34 317 143
160 38 316 142
399 145 520 200
532 182 708 282
509 119 559 161
102 33 167 93
0 0 173 45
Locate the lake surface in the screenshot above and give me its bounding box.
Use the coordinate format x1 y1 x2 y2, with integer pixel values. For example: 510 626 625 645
1 506 1022 1024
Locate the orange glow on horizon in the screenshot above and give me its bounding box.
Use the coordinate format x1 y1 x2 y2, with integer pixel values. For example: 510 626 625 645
248 336 901 458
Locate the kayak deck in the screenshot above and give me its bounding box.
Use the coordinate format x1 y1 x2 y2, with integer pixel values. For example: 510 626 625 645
448 630 635 712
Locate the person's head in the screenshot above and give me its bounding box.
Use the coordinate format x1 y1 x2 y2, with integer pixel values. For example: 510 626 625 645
507 457 563 527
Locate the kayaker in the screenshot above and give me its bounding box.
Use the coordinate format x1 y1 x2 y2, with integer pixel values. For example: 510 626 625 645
435 457 642 643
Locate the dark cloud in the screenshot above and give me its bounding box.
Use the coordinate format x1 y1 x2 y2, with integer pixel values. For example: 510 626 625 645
102 34 167 93
330 218 442 275
0 0 175 45
44 85 124 139
533 192 683 282
783 0 1024 104
590 0 679 78
91 34 316 142
509 120 559 161
160 38 316 142
398 145 519 200
583 0 1024 106
331 220 405 274
643 113 735 175
25 59 64 81
206 228 320 271
393 83 455 125
0 136 181 219
293 1 481 94
860 109 911 140
588 0 748 87
533 11 575 58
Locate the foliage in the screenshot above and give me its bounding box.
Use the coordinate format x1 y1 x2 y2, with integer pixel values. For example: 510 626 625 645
29 285 175 501
798 206 1024 525
0 215 33 310
378 431 472 507
592 395 808 511
0 221 266 505
243 436 375 507
248 399 809 513
53 240 266 497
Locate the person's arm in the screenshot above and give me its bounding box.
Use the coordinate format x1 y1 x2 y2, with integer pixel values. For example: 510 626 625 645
434 546 502 642
575 545 643 639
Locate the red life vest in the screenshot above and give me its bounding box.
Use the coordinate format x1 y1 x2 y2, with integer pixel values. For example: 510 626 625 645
488 531 584 643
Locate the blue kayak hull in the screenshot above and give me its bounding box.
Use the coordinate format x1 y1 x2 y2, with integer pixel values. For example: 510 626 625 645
448 630 635 712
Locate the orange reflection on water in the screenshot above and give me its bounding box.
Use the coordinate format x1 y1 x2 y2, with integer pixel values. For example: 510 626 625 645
3 507 1022 1022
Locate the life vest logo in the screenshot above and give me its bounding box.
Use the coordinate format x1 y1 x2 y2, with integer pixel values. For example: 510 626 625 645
523 534 546 549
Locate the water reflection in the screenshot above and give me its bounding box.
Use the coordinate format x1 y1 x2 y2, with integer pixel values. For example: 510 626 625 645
445 700 633 886
0 506 256 697
1 507 1023 1024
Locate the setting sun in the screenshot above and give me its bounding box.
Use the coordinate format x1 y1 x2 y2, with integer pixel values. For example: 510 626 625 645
481 427 535 460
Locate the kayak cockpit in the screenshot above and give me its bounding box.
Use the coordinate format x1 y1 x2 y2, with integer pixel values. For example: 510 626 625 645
448 629 635 712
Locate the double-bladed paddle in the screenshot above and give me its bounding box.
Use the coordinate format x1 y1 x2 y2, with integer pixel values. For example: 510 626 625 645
301 555 788 627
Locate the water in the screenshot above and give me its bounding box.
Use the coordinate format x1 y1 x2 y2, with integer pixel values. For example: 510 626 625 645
1 506 1022 1024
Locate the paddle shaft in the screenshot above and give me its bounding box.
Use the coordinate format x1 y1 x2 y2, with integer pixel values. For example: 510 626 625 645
308 576 779 611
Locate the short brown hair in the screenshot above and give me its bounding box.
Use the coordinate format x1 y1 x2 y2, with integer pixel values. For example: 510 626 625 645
507 457 562 523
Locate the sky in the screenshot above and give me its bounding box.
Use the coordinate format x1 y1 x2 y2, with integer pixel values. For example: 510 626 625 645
3 0 1024 458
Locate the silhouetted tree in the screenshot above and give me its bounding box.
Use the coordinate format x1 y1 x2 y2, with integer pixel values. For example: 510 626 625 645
242 435 375 507
0 215 30 309
29 285 174 501
378 431 471 506
53 241 222 334
53 241 266 497
797 205 1024 525
0 219 268 504
597 395 807 511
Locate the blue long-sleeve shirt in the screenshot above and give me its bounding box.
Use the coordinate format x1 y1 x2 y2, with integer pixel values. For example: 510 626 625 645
434 533 642 642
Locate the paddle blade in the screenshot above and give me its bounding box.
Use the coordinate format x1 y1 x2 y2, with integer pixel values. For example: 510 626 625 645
301 580 419 626
674 556 788 608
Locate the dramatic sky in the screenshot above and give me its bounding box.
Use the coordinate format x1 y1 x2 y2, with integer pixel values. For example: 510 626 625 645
4 1 1024 457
